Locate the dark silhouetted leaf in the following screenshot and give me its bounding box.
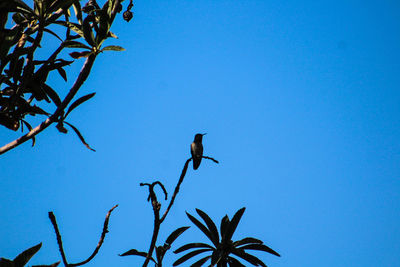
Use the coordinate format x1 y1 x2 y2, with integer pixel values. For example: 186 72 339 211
155 246 165 264
0 257 14 267
65 92 95 118
238 243 280 257
54 21 84 38
165 226 190 246
231 248 267 267
95 10 110 45
64 121 96 151
13 242 42 266
186 212 215 245
220 215 230 240
69 51 92 59
21 120 35 147
72 1 83 24
119 249 155 263
43 28 63 42
56 67 67 81
233 237 263 247
82 15 96 46
32 261 60 267
225 207 246 241
102 45 125 51
42 84 61 106
174 242 214 254
173 249 211 266
63 40 91 49
227 256 246 266
196 208 220 246
191 255 211 267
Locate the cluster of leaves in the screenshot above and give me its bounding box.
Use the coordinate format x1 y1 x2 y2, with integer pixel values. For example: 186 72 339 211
173 208 280 267
120 226 190 267
0 243 59 267
0 0 132 150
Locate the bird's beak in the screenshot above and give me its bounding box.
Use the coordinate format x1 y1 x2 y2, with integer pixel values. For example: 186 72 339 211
202 133 207 136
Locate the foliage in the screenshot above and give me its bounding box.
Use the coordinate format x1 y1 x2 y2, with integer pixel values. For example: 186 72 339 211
0 0 133 154
173 208 280 266
0 243 60 267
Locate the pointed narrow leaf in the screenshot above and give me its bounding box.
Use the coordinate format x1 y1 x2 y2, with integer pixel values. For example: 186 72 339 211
21 120 35 147
72 1 83 24
165 226 190 246
82 15 96 46
233 237 263 247
32 261 60 267
56 67 67 81
186 212 215 245
173 249 211 266
220 215 230 240
102 45 125 51
227 256 246 266
231 248 267 267
64 121 96 151
13 243 42 266
43 28 63 42
65 92 95 117
191 255 211 267
54 21 84 38
196 208 220 246
225 207 246 241
63 40 91 49
238 243 280 257
69 51 92 59
174 243 214 253
42 84 61 106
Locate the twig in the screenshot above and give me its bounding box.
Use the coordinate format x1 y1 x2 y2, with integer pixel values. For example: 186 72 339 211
48 205 118 267
141 182 161 267
69 205 118 266
160 158 191 223
48 212 69 266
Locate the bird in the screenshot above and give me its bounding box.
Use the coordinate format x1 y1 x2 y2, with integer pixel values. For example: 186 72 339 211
191 133 206 170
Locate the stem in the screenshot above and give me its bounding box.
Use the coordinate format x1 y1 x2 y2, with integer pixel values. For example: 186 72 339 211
0 54 96 155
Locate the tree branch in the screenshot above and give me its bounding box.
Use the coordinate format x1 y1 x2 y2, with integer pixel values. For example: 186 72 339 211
49 205 118 267
0 54 97 155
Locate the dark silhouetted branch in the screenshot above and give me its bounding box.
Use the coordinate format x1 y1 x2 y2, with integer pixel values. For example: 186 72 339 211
49 205 118 267
48 212 69 266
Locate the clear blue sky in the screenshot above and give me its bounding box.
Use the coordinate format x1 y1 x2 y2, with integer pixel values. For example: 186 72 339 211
1 0 400 266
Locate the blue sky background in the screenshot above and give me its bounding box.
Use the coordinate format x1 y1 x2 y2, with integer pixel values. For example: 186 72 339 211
1 0 400 266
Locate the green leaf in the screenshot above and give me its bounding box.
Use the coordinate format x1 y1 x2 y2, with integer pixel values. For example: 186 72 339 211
72 1 83 24
238 243 280 257
186 212 215 245
54 21 84 38
13 243 42 266
224 207 246 241
63 40 91 49
165 226 190 246
69 51 92 59
64 121 96 151
173 249 211 266
196 208 220 247
101 45 125 51
95 10 110 45
174 243 214 254
82 15 96 46
65 92 95 118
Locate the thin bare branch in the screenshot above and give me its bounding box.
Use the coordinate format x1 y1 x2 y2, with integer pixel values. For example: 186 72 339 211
48 212 69 267
69 205 118 266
